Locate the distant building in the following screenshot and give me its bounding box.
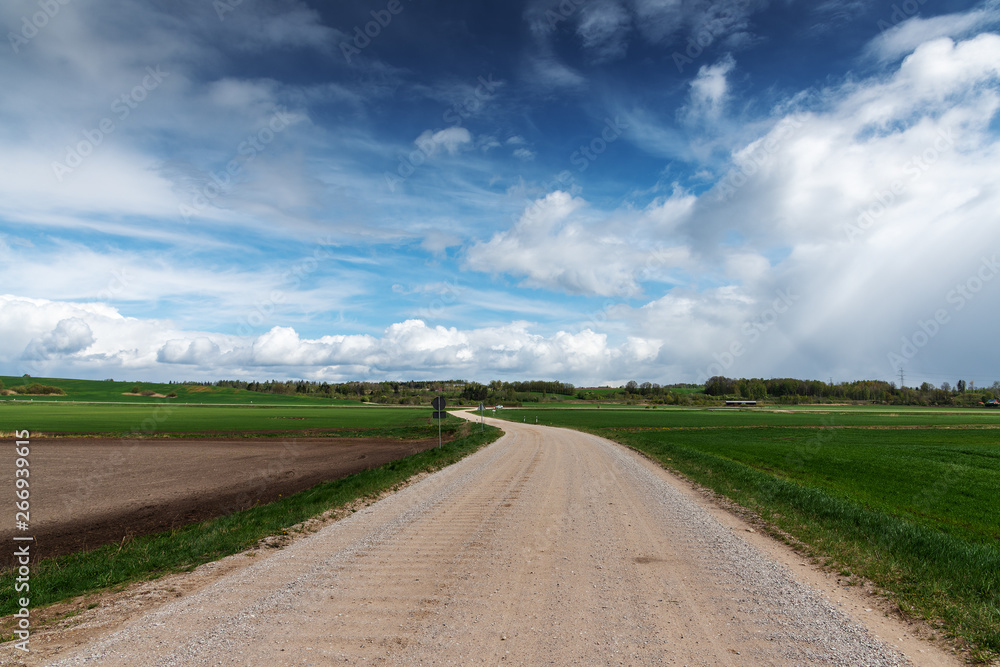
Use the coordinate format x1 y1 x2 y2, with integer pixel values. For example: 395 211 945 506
725 400 757 406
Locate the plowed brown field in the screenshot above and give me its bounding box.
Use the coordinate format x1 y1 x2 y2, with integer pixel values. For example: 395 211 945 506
0 436 441 565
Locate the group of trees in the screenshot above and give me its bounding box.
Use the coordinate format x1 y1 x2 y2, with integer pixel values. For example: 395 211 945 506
2 381 66 396
704 376 1000 406
461 380 576 403
214 378 576 406
167 376 1000 407
212 379 467 404
610 381 706 404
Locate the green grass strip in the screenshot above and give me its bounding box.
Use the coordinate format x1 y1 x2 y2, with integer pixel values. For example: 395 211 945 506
0 424 502 621
606 431 1000 663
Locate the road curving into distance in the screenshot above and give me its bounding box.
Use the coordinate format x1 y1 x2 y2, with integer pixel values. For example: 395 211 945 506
38 412 952 666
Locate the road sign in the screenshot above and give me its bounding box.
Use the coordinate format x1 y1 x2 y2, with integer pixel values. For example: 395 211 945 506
431 396 446 448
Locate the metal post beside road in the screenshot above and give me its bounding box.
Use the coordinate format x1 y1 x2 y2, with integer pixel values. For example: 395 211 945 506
431 396 446 448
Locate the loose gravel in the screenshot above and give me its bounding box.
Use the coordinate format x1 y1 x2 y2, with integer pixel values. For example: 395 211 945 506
34 418 919 666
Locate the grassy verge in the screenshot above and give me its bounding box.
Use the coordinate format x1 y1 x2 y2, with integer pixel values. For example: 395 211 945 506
0 422 502 625
609 432 1000 663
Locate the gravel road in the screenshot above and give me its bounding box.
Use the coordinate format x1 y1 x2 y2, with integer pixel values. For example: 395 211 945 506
41 416 924 665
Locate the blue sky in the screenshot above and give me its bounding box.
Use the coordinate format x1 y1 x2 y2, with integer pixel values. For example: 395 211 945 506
2 0 1000 387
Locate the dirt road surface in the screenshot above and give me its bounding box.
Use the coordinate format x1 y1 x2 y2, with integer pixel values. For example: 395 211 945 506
36 416 956 665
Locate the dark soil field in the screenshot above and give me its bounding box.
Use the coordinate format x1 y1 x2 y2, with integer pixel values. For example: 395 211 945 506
0 436 443 566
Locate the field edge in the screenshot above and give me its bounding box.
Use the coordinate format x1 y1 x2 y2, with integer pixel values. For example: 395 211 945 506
556 422 997 665
0 421 504 638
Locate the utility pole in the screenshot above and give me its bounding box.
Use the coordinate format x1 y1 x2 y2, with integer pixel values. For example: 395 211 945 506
898 367 905 389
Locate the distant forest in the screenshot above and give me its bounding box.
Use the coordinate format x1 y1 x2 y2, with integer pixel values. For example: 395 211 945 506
703 376 1000 406
189 378 698 405
173 376 1000 407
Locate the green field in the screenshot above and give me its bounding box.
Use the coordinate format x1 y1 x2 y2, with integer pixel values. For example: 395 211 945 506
498 405 1000 661
0 375 360 405
0 402 437 437
516 404 1000 426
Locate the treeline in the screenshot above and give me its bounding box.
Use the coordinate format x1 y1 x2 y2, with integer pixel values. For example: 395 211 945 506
210 378 702 406
460 380 575 403
204 378 578 406
211 379 467 405
573 381 708 405
704 376 1000 406
168 376 1000 407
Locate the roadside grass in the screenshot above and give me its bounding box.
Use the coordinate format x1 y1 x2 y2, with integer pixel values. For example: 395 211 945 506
0 402 432 436
496 407 1000 662
619 433 1000 662
0 421 501 625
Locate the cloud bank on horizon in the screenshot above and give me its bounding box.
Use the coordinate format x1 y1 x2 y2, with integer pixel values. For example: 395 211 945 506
2 0 999 387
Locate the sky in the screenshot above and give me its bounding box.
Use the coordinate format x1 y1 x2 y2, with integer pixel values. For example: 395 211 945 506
2 0 1000 388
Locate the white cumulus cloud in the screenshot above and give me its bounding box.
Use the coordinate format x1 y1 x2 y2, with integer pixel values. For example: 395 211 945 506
23 318 95 360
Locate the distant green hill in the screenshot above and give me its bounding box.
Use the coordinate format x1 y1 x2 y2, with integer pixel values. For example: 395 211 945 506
0 375 361 405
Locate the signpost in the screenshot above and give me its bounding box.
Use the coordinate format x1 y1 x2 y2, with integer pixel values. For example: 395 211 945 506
431 396 446 448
